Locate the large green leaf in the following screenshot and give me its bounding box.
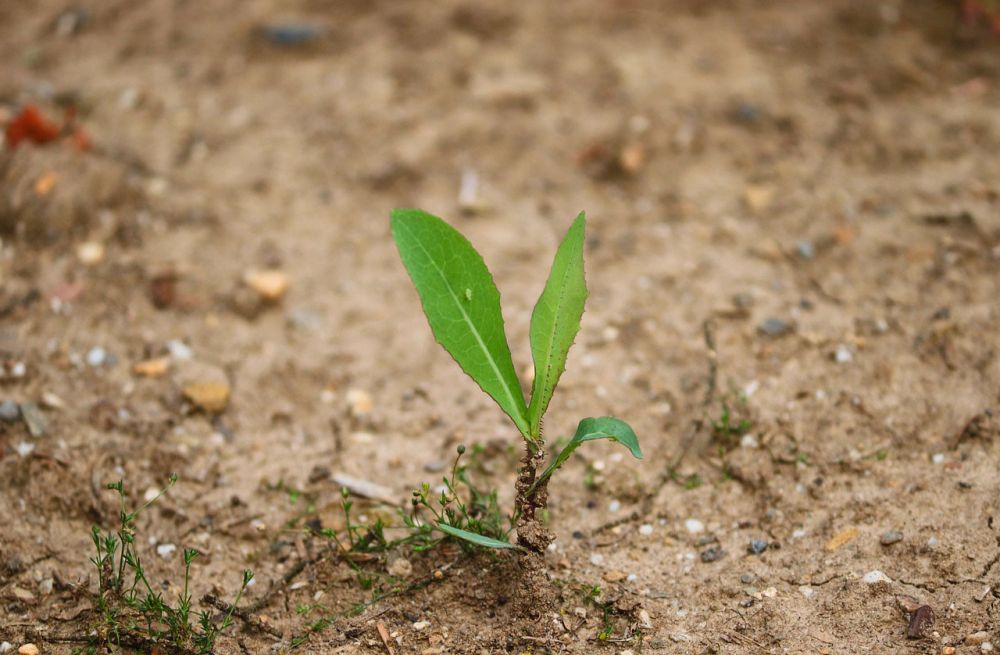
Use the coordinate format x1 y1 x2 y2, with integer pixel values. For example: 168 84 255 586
435 522 520 550
390 209 529 437
527 212 588 437
530 416 642 493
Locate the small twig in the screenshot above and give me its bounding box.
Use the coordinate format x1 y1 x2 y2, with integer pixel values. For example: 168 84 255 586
590 511 640 538
201 593 283 638
376 621 396 655
648 319 717 506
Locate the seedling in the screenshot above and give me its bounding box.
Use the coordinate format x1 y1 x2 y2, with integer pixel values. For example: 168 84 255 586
390 209 641 552
86 476 253 654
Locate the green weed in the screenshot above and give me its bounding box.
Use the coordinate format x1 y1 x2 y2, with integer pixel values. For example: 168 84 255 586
85 476 253 654
390 209 642 552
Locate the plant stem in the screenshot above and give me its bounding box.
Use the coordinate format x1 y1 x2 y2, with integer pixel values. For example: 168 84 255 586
514 439 553 553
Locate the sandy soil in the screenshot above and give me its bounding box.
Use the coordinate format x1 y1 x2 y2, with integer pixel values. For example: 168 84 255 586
1 1 999 653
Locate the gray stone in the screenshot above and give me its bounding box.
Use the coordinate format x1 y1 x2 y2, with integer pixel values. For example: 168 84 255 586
0 401 19 422
19 403 47 438
757 317 793 338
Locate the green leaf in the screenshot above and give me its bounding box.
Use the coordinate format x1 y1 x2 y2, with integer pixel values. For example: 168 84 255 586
435 522 520 550
527 212 588 437
390 209 530 437
530 416 641 493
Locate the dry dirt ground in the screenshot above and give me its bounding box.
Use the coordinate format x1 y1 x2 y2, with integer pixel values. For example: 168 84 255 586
2 1 1000 653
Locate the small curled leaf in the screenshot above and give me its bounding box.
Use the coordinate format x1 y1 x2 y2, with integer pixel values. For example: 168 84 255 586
530 416 641 494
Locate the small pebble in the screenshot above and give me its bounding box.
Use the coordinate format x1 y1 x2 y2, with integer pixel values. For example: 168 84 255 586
757 317 793 338
589 553 604 566
16 442 35 457
796 240 815 260
261 23 323 45
931 453 945 465
387 557 412 578
684 518 705 534
166 340 193 360
19 403 47 438
603 569 626 583
700 547 725 563
243 269 290 302
86 346 107 367
412 620 431 631
748 539 768 555
927 536 940 548
608 500 621 513
0 642 11 653
967 632 990 645
423 461 446 473
834 344 853 363
880 530 903 546
346 388 372 416
982 643 993 652
638 524 653 536
740 434 759 449
133 356 170 377
17 645 39 655
156 543 177 558
0 400 19 422
862 570 891 584
799 585 815 598
76 241 104 265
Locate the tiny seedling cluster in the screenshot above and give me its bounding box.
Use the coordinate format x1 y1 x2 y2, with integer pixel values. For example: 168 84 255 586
390 209 641 552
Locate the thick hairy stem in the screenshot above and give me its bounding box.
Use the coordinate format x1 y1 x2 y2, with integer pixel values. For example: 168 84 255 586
515 441 553 553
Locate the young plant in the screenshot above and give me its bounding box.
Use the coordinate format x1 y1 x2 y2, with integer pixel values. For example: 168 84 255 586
87 477 253 654
390 208 641 552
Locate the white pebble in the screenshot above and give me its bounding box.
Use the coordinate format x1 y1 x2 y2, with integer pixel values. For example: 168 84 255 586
799 585 815 598
166 340 193 360
743 380 760 397
835 344 853 363
156 543 177 558
792 528 806 539
862 570 891 584
86 346 107 367
638 524 654 536
740 434 759 449
684 519 704 534
931 453 945 465
608 500 621 513
982 643 993 652
0 642 12 653
16 442 35 457
412 620 430 631
626 574 638 583
927 536 939 548
590 553 604 566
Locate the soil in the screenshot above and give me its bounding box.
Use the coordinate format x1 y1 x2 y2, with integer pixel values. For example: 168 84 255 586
2 1 999 653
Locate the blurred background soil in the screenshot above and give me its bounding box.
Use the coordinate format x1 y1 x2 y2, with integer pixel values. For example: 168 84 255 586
1 1 999 653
